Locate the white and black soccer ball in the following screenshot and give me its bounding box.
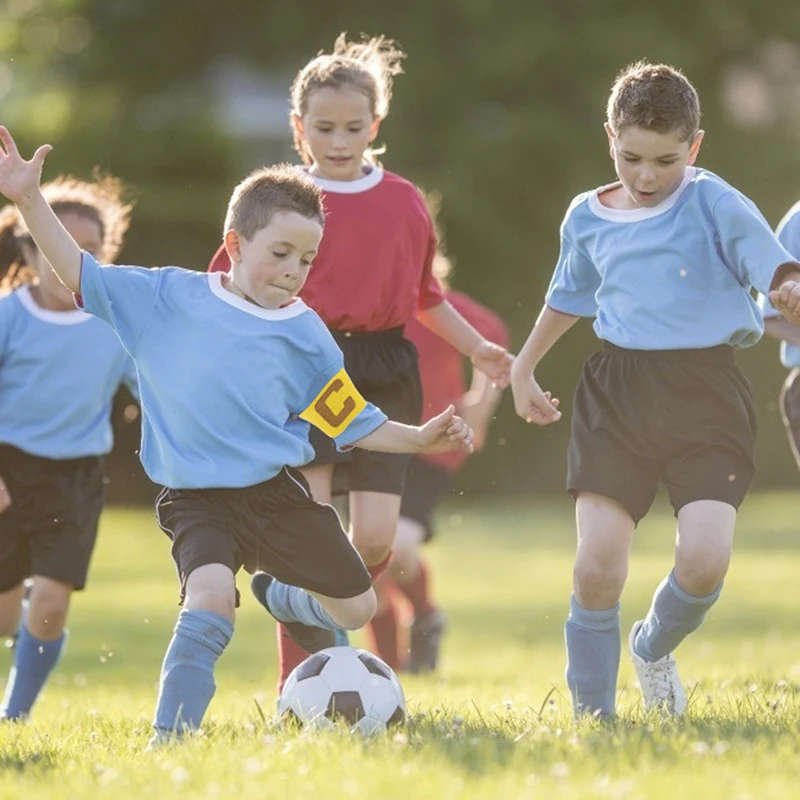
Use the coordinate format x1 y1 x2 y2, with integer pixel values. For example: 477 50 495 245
277 646 406 735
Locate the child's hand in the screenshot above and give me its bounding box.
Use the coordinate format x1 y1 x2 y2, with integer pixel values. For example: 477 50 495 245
770 278 800 326
511 371 561 425
416 405 474 454
0 476 11 514
470 341 514 388
0 127 51 206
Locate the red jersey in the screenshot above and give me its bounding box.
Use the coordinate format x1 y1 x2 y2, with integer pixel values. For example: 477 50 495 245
208 168 444 331
409 289 510 473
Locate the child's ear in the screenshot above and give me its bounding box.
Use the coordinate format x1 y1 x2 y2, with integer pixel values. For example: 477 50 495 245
687 130 705 165
368 116 382 143
291 113 304 140
224 229 242 264
604 122 616 160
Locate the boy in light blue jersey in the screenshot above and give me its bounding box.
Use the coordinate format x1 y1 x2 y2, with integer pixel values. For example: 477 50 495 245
0 127 474 744
511 62 800 719
0 175 138 721
758 201 800 470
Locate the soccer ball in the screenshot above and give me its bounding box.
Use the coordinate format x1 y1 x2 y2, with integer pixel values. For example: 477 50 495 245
277 646 406 735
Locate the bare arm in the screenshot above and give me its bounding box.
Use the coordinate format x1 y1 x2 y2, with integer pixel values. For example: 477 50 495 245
0 128 81 293
510 305 580 425
764 315 800 348
458 371 504 451
354 406 474 455
418 300 514 387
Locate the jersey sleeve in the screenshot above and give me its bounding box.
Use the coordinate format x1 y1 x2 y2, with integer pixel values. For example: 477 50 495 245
545 212 600 317
208 244 230 273
300 357 388 451
712 192 798 296
78 252 162 355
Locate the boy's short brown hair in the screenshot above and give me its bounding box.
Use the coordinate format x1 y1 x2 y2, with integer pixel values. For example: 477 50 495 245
607 61 701 141
224 164 324 242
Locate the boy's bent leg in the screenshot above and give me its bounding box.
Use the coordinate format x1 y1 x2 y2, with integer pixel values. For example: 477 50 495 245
151 564 235 743
1 576 71 720
634 500 733 664
566 493 635 718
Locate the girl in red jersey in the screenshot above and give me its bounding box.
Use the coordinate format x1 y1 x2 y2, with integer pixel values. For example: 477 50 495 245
366 205 509 673
209 34 513 688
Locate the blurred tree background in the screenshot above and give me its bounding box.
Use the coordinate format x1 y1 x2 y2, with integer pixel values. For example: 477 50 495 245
2 0 800 503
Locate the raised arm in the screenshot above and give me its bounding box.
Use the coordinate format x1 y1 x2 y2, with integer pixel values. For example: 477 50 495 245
0 128 81 293
510 305 579 425
417 300 514 387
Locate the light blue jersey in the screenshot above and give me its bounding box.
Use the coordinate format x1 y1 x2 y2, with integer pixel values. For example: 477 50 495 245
546 167 796 350
0 285 138 459
758 201 800 368
78 253 388 489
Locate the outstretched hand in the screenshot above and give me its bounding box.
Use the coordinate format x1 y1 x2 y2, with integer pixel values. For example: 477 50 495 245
416 405 474 454
511 371 561 426
470 340 514 388
0 126 51 206
770 279 800 326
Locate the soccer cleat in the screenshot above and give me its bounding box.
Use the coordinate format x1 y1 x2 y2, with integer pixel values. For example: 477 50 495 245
628 620 687 715
250 572 335 654
408 608 446 674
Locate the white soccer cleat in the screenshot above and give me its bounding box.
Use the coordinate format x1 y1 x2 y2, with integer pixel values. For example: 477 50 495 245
628 620 687 715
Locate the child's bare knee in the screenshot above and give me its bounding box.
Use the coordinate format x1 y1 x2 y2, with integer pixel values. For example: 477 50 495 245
336 590 377 630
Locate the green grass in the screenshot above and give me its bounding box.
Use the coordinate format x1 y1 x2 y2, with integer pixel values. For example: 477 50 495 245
1 492 799 799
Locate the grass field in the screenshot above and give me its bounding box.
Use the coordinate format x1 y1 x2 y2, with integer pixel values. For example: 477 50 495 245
1 492 798 799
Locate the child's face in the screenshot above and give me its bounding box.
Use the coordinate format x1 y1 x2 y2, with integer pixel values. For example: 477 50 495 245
605 124 704 208
32 211 102 308
293 86 381 181
226 210 323 310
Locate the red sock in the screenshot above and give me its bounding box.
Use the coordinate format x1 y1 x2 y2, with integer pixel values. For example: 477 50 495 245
276 623 310 694
395 558 436 617
367 552 392 582
366 586 401 670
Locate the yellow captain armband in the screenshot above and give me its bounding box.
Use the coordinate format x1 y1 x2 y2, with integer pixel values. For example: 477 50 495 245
300 368 367 438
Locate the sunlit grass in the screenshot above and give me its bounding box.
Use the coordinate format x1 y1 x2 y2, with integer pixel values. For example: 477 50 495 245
1 492 798 799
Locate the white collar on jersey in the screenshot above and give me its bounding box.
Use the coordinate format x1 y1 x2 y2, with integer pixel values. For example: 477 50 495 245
16 284 92 325
588 167 696 223
308 166 384 194
207 272 310 320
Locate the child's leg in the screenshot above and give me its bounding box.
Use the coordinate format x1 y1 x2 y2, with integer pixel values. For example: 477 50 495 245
566 493 635 718
366 575 402 669
349 490 403 577
260 576 376 632
779 369 800 471
273 465 336 684
389 518 444 673
152 564 235 739
633 500 733 663
1 576 70 720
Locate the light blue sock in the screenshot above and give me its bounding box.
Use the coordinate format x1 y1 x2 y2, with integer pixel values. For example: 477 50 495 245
1 625 66 720
266 579 341 631
634 570 722 663
152 609 233 735
565 595 620 718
